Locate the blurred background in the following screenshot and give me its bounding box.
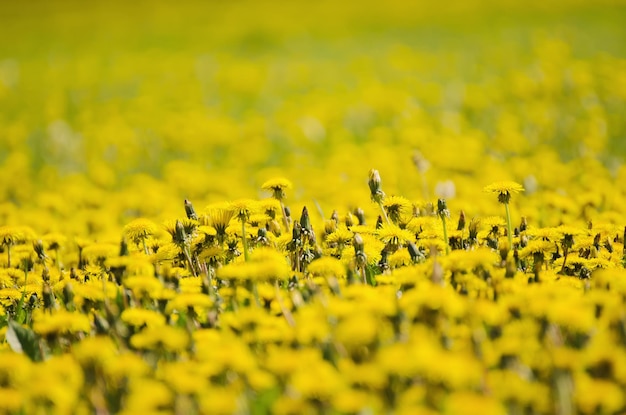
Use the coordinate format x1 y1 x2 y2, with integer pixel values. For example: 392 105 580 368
1 0 626 234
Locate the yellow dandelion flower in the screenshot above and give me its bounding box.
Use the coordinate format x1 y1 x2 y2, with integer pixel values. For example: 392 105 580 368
72 336 117 363
483 181 525 202
377 224 414 245
326 226 354 246
82 243 118 263
518 239 556 259
259 198 283 217
123 218 157 243
442 248 494 272
249 213 271 227
383 195 412 224
229 199 259 222
0 225 35 246
0 388 22 412
124 275 163 297
198 246 225 263
388 249 412 268
165 292 213 313
41 232 67 251
130 325 189 352
104 353 150 383
121 308 166 327
525 226 561 240
555 225 585 238
308 257 345 278
444 392 506 415
32 310 91 336
261 177 293 200
217 248 290 281
121 378 174 414
201 207 235 243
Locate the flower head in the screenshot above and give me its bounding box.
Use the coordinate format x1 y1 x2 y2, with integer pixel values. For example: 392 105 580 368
123 218 157 244
484 181 525 204
261 177 293 200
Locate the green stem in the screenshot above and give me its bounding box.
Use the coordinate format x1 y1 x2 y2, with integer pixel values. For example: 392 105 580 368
142 237 149 256
241 220 249 261
377 201 391 225
504 202 513 249
7 244 11 268
279 201 290 232
183 245 197 277
560 246 569 275
55 250 61 273
441 216 450 255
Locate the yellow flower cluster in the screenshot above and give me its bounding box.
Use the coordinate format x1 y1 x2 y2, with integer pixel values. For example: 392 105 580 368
1 0 626 413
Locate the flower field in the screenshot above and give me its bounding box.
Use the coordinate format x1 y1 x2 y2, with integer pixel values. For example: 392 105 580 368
2 0 626 414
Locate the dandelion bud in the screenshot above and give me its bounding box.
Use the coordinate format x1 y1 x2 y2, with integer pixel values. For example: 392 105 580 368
520 234 528 248
468 218 479 243
604 238 613 254
184 199 198 220
353 233 364 254
324 219 337 236
345 212 354 228
268 219 282 236
63 282 75 308
33 240 46 261
119 237 129 256
368 169 385 202
407 242 423 263
457 210 466 231
354 207 366 225
499 240 510 262
43 283 55 311
257 227 268 239
174 220 187 245
331 210 339 225
437 199 450 219
376 215 384 230
284 206 291 220
292 221 302 241
593 233 601 250
29 293 38 308
520 217 528 232
20 255 34 272
299 206 311 232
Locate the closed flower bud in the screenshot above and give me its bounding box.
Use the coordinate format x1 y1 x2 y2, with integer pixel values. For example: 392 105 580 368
368 169 385 202
353 233 364 254
437 199 450 219
184 199 198 220
354 207 366 225
457 210 466 231
299 206 311 232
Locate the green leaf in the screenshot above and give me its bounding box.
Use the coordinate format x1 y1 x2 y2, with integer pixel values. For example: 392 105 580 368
6 320 43 362
365 265 377 286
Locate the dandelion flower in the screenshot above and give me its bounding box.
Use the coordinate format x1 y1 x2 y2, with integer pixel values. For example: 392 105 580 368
383 195 412 225
121 308 166 327
32 310 91 336
377 224 414 246
308 257 345 278
483 181 525 203
130 325 189 352
261 177 293 200
484 181 524 249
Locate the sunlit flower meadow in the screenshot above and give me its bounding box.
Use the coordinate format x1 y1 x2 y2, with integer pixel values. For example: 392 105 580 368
1 0 626 414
